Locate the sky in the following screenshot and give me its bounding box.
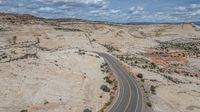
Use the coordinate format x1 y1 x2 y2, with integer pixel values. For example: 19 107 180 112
0 0 200 23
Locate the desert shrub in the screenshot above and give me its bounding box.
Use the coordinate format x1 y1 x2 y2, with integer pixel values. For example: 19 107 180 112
150 85 156 94
104 76 112 84
44 100 49 105
103 44 120 52
12 36 17 44
137 73 143 79
105 101 111 106
146 102 152 107
78 50 85 55
142 65 147 69
150 62 156 69
100 85 110 92
20 110 28 112
134 61 138 64
83 109 92 112
163 75 182 84
100 63 109 73
100 63 108 68
92 39 96 41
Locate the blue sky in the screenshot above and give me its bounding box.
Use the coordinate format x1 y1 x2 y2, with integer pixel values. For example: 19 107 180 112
0 0 200 23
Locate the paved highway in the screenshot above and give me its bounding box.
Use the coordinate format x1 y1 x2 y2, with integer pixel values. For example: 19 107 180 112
98 53 143 112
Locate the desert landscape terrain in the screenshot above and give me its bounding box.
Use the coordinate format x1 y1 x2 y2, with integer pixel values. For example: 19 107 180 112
0 13 200 112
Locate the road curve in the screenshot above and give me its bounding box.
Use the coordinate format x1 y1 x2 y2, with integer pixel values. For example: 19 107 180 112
98 53 143 112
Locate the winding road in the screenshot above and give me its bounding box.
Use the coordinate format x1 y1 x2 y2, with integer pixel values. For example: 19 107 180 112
98 53 143 112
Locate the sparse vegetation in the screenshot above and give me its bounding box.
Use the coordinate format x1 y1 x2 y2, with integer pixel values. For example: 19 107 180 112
102 44 120 52
100 94 114 112
104 101 111 107
92 39 96 42
104 76 113 84
100 62 108 68
163 75 183 84
116 54 164 74
158 39 200 57
12 36 17 45
100 63 109 73
150 85 156 94
100 85 110 92
0 13 199 112
146 102 152 107
137 73 143 79
20 109 28 112
44 100 49 105
78 49 86 55
54 27 83 32
83 108 92 112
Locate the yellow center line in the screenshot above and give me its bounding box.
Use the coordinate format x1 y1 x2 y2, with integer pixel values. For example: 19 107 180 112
104 55 125 112
109 56 133 112
111 72 125 112
102 53 141 112
123 75 132 112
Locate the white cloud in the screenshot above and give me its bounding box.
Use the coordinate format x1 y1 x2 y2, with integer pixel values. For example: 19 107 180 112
169 4 200 22
58 5 73 10
26 4 40 9
175 6 186 11
1 0 199 23
88 8 123 22
0 0 5 3
174 4 200 17
37 7 54 13
129 6 144 15
36 0 108 7
110 9 120 14
89 10 102 14
0 0 14 2
191 9 200 16
17 3 24 7
190 4 200 9
130 6 143 11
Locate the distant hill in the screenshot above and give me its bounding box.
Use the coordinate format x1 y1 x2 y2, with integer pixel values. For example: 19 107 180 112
193 22 200 26
0 13 88 22
0 12 199 25
125 22 190 25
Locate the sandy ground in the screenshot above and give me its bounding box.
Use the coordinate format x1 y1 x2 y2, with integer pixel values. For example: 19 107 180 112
0 14 200 112
0 49 110 112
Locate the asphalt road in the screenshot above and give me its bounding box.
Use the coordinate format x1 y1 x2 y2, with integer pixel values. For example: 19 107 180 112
98 53 143 112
